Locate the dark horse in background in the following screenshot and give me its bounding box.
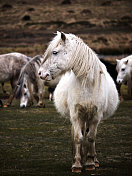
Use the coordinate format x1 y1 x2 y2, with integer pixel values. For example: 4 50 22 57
100 58 121 96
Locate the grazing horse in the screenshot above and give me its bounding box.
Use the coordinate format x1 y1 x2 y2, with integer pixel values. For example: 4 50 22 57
116 55 132 96
15 55 45 108
15 55 60 108
0 52 31 106
38 32 119 172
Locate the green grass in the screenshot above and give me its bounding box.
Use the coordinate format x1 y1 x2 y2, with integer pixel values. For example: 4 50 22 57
0 83 132 176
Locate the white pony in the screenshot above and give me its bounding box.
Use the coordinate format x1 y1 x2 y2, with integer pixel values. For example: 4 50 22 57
116 55 132 96
38 32 119 172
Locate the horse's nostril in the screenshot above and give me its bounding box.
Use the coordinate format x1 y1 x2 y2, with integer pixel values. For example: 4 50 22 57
38 71 41 75
20 105 26 108
46 73 49 77
118 80 122 84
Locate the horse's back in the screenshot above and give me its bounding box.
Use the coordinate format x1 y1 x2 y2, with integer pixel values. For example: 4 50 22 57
0 52 29 61
0 52 29 83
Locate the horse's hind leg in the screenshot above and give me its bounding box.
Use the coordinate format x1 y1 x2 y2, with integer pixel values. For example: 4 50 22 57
85 118 99 171
1 83 9 95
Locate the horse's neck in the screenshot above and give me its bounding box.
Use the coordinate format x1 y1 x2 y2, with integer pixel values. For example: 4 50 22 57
70 45 101 87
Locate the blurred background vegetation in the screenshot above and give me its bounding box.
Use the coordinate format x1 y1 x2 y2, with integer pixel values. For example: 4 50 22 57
0 0 132 57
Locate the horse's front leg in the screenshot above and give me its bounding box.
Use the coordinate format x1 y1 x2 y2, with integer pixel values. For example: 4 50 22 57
1 83 9 95
72 119 84 173
36 81 45 108
37 92 45 107
85 118 99 170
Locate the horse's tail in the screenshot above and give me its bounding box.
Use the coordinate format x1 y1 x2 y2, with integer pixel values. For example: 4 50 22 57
15 71 25 99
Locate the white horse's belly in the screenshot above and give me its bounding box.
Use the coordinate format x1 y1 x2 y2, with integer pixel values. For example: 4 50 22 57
0 75 10 82
0 68 11 82
0 57 13 82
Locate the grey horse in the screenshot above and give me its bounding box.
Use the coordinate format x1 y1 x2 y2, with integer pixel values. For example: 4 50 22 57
0 52 31 107
15 55 61 108
15 55 45 108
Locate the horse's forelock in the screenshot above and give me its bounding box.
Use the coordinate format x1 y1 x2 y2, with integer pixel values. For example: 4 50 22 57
42 34 62 65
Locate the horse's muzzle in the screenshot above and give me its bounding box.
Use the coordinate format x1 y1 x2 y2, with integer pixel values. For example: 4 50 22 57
20 104 26 108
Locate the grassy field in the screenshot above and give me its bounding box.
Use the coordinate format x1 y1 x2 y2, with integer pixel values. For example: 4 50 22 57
0 85 132 176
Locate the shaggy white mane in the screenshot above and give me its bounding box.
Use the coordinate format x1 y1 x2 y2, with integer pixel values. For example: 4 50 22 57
65 34 105 87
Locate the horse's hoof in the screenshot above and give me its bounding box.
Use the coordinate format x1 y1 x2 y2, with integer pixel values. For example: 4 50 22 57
95 162 99 168
85 165 95 171
72 167 82 173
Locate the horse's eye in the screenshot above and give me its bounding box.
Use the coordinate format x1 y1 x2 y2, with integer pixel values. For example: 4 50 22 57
24 84 26 88
53 51 58 55
121 68 125 71
24 93 27 96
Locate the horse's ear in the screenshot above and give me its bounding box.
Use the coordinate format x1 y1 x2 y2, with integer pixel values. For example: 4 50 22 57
124 60 128 65
116 59 120 63
57 31 60 35
61 32 66 42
